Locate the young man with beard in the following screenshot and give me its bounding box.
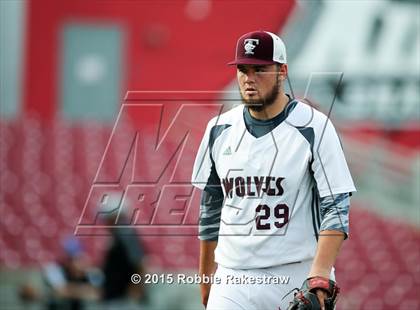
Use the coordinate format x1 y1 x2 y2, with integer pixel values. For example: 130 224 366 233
191 31 355 310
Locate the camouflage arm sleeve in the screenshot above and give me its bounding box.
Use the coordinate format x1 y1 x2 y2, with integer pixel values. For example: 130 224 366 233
198 187 223 241
319 192 350 239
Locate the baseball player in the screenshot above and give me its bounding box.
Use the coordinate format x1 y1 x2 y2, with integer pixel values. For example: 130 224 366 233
191 30 355 310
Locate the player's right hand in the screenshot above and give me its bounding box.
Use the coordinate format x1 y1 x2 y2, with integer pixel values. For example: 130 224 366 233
200 283 211 308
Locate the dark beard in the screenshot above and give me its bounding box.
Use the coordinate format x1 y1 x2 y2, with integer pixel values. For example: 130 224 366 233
240 77 280 112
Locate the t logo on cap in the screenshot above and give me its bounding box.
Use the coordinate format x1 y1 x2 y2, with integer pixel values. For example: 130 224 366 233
244 39 259 55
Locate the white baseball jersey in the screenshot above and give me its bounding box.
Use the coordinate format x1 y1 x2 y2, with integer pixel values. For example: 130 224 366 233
191 100 356 269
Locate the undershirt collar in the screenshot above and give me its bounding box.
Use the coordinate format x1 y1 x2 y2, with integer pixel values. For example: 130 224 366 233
243 94 297 138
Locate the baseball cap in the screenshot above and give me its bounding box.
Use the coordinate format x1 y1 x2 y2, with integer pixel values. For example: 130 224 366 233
228 30 287 66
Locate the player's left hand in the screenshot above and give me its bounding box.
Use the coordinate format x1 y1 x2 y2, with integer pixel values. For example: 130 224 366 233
286 276 340 310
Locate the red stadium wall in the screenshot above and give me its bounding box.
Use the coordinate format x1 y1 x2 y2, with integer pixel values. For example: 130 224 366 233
23 0 295 121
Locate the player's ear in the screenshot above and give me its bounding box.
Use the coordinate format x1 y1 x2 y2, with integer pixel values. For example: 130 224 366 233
278 63 288 81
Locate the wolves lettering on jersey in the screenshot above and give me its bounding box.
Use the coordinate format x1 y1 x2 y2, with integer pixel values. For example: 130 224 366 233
191 100 356 269
222 176 284 198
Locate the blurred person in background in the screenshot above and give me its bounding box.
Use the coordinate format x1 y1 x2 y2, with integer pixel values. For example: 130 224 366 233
41 237 101 310
99 193 148 310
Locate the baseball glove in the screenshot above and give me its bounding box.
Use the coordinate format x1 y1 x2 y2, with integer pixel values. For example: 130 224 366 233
286 276 340 310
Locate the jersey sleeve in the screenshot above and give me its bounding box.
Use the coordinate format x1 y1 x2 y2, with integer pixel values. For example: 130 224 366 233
313 119 356 198
191 119 215 190
191 119 225 240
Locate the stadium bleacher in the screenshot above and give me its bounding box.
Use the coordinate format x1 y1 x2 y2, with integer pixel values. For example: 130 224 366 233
1 115 419 309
